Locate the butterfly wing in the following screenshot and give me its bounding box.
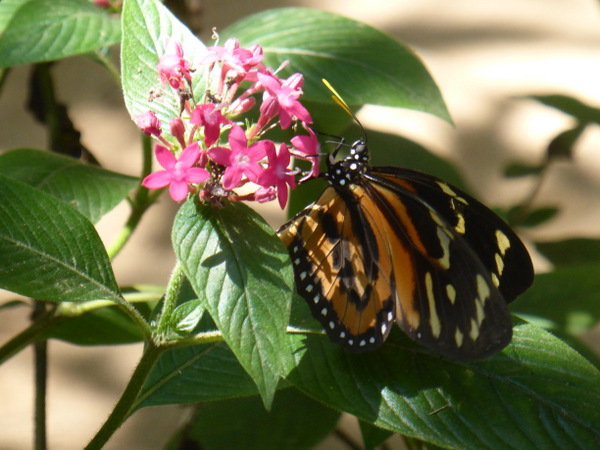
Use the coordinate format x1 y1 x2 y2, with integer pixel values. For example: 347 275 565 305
278 186 396 352
368 167 534 303
362 168 533 359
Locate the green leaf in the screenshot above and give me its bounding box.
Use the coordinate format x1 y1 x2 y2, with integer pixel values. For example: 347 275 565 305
0 0 28 33
0 0 121 68
537 238 600 267
0 149 139 223
181 388 340 450
547 123 586 160
134 342 260 409
512 265 600 337
42 305 146 345
169 299 205 336
284 321 600 449
172 199 294 407
531 94 600 125
222 8 450 123
0 174 121 303
121 0 207 131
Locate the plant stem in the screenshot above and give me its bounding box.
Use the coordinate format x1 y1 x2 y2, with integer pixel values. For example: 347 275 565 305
32 301 48 450
84 344 163 450
0 307 63 366
106 133 156 260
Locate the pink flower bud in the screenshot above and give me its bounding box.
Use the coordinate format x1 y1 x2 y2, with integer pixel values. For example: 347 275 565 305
169 117 186 148
134 111 162 137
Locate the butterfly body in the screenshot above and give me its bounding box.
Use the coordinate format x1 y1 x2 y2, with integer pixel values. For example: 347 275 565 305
278 136 534 360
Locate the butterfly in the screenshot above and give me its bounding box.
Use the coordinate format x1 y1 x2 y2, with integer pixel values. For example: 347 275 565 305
277 83 534 360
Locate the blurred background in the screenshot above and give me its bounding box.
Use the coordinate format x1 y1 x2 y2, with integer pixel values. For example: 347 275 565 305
1 0 600 448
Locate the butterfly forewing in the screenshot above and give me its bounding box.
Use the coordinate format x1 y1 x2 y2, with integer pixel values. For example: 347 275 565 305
363 174 515 358
369 167 534 303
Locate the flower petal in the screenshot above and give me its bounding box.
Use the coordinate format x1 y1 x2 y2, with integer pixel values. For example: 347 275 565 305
184 167 210 183
169 180 190 201
142 171 172 189
208 146 232 165
178 142 200 167
227 125 247 152
221 166 243 190
155 145 177 170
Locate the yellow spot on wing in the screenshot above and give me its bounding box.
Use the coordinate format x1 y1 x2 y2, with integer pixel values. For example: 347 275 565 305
476 274 491 304
446 284 456 304
491 273 500 288
425 272 441 338
454 210 466 234
436 227 451 270
436 181 468 204
469 318 479 341
455 328 464 347
496 230 511 256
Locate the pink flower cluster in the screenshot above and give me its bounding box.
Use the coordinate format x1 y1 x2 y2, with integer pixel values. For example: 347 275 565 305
135 37 320 209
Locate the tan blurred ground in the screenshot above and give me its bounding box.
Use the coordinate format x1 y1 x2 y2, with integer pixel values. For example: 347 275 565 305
1 0 600 448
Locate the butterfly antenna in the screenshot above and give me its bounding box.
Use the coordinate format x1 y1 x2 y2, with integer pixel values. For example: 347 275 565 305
322 79 368 143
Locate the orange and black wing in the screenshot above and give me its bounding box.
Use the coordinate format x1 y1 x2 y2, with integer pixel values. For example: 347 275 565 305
368 167 534 304
278 186 397 352
362 167 532 358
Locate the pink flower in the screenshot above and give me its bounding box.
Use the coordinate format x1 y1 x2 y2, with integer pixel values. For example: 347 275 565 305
258 72 312 129
190 104 231 147
290 125 320 180
201 38 264 76
134 111 162 137
142 142 209 201
157 38 192 89
208 125 268 190
257 142 297 209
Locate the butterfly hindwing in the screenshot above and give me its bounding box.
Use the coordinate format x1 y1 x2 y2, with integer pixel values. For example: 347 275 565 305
279 186 395 352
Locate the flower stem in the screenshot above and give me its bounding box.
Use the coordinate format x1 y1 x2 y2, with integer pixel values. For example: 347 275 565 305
106 133 156 260
33 301 48 450
0 307 64 366
84 344 163 450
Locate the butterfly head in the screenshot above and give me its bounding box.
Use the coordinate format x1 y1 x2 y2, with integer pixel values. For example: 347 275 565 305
324 138 370 188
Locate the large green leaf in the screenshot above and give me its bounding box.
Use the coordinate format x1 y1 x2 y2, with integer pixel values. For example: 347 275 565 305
0 149 138 224
0 0 121 68
0 0 28 33
171 199 294 408
0 174 121 303
181 388 340 450
284 320 600 449
134 342 260 409
222 8 450 122
121 0 207 131
42 305 146 345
